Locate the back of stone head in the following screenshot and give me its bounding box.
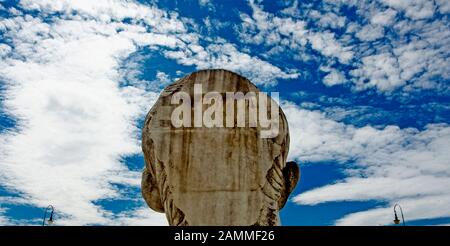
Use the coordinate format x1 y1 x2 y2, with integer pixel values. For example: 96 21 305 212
141 69 299 226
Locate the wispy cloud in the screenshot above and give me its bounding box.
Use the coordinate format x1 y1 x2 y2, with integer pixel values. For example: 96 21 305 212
0 0 300 225
0 0 178 225
236 0 450 94
283 101 450 225
0 0 448 226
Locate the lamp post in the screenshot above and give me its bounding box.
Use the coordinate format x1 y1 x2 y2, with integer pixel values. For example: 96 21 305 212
42 205 54 226
393 204 405 226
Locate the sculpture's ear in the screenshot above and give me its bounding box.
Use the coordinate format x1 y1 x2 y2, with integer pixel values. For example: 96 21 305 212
278 161 300 209
141 167 164 213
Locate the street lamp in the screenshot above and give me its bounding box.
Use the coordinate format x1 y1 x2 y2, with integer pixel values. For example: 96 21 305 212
393 204 405 226
42 205 55 226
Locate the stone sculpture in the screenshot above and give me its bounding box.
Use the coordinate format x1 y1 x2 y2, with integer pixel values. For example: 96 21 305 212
141 69 299 226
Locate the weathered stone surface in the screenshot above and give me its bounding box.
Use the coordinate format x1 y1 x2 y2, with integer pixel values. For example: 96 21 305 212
141 69 299 226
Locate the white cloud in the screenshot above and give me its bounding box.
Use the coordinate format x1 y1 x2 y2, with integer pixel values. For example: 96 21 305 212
1 0 448 227
323 69 345 87
351 17 449 92
198 0 215 11
370 8 397 26
355 24 384 41
380 0 435 20
198 0 210 6
164 42 300 86
0 0 182 225
236 0 450 94
310 10 347 29
211 17 230 31
0 43 11 57
308 32 353 64
335 194 450 226
280 0 300 17
237 0 354 64
0 208 11 225
0 0 299 225
113 207 168 226
282 101 450 225
155 71 171 84
19 0 187 33
351 52 403 91
436 0 450 14
18 0 297 87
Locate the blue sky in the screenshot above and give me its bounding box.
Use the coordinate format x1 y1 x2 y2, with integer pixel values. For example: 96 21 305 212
0 0 449 226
